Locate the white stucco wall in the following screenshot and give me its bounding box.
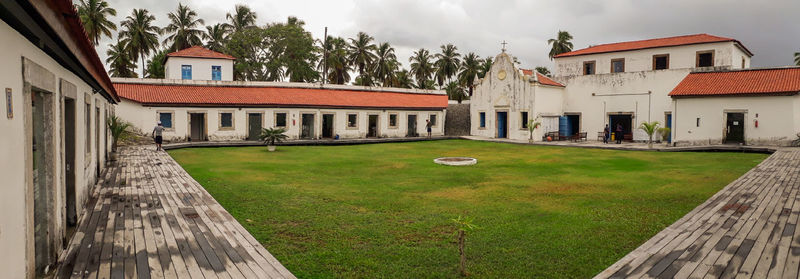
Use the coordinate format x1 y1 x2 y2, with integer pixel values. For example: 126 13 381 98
673 95 799 146
470 52 565 141
0 20 113 278
118 100 445 141
555 41 747 77
165 56 234 81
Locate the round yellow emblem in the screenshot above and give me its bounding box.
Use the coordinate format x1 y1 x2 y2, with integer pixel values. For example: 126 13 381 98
497 70 507 80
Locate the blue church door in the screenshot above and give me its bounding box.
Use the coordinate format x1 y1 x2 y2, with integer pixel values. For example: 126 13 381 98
665 113 672 143
497 112 507 138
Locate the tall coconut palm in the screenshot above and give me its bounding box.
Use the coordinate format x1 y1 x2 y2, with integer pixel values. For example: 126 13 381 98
548 30 574 60
445 81 467 103
409 48 434 88
478 56 493 78
795 52 800 66
434 44 461 87
318 36 351 84
76 0 116 46
203 23 231 52
106 39 136 78
458 52 482 96
373 42 398 87
348 32 377 86
163 3 204 51
226 4 257 32
392 69 414 89
120 9 161 77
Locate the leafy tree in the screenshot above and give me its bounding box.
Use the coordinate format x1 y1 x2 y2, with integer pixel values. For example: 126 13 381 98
120 9 161 77
418 79 436 90
373 42 399 87
145 49 168 79
392 69 414 89
477 56 493 78
434 44 461 88
409 48 434 88
445 81 468 103
795 52 800 66
76 0 116 46
265 17 319 82
548 30 574 60
226 4 258 32
163 3 204 51
203 23 231 53
348 32 377 86
639 121 661 149
535 66 551 77
458 52 482 96
319 36 352 84
106 39 137 78
226 27 267 81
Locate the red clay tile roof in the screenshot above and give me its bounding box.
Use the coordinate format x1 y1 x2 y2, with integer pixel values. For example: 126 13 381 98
669 68 800 97
114 83 448 109
167 46 236 60
554 34 752 58
520 69 565 87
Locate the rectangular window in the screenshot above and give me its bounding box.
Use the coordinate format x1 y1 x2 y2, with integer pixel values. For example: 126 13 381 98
696 117 701 127
85 103 91 152
741 57 746 68
389 113 398 127
159 112 173 128
212 66 222 81
583 61 595 75
220 112 233 129
429 114 437 127
653 54 669 70
611 58 625 73
521 111 529 129
181 65 192 80
275 112 287 127
479 112 486 128
347 114 358 128
696 51 714 67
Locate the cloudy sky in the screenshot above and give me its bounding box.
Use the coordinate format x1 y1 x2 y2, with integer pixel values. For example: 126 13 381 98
93 0 800 74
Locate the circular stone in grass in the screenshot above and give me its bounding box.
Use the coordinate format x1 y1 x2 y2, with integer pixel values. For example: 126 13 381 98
433 157 477 166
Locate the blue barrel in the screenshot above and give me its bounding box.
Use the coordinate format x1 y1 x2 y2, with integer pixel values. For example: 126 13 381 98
559 116 569 136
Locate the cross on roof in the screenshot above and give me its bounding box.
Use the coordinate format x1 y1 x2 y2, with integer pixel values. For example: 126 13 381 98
501 40 508 52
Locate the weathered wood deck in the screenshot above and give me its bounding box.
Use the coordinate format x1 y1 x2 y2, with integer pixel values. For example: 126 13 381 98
56 146 295 278
596 149 800 279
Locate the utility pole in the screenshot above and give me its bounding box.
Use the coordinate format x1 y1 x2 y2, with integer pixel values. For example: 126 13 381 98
322 27 328 85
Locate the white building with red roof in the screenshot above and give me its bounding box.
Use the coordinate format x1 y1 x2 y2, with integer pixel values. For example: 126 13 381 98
165 46 236 81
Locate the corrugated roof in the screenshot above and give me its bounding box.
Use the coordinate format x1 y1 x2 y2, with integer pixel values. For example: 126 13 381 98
669 68 800 97
554 34 752 58
167 46 236 60
114 83 449 109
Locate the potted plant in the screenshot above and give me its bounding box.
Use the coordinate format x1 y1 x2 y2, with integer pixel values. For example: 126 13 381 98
638 121 661 149
657 127 671 146
528 117 542 143
259 127 288 152
107 115 131 160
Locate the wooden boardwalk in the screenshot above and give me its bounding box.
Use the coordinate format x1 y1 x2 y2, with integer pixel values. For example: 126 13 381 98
56 146 295 279
596 149 800 279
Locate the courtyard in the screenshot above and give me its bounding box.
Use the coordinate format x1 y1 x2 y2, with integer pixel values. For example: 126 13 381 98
168 140 765 278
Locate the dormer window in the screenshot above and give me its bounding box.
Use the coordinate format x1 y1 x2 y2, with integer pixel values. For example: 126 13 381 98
181 65 192 80
212 66 221 81
696 51 714 67
611 58 625 73
583 61 596 75
653 54 669 70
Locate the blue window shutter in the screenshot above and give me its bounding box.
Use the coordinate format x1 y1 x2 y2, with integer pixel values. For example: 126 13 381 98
159 113 172 128
212 66 221 81
182 65 192 80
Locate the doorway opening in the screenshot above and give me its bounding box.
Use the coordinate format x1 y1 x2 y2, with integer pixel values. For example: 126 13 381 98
725 112 745 144
609 114 633 141
665 113 672 143
367 115 379 138
301 113 315 139
31 89 56 276
63 98 77 240
189 113 206 141
247 113 262 141
95 106 100 179
496 111 508 138
407 114 418 137
322 114 334 139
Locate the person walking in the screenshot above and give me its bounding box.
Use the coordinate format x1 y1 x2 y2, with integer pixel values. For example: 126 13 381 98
603 124 610 144
615 123 623 144
426 119 433 139
153 121 164 151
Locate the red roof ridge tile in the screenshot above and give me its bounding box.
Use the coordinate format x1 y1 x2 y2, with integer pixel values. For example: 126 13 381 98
670 67 800 97
167 46 236 60
555 33 752 58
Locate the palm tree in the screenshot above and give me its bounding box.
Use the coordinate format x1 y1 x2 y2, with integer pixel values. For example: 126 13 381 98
163 3 204 51
434 44 461 88
639 121 661 149
458 52 481 96
445 81 467 103
348 32 377 86
106 39 136 78
478 56 493 78
318 36 351 84
392 69 414 89
226 4 257 33
409 48 434 88
76 0 116 46
203 23 231 52
120 9 161 77
795 52 800 66
548 30 574 60
373 42 398 86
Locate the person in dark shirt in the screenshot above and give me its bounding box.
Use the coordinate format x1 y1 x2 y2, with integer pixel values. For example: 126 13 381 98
152 121 164 151
426 119 433 138
615 123 623 144
603 124 610 144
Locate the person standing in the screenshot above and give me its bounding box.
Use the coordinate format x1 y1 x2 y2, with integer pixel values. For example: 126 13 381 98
426 119 433 139
153 121 164 151
603 124 610 144
615 123 623 144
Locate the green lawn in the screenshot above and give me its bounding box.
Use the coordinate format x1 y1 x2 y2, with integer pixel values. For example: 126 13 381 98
169 140 767 278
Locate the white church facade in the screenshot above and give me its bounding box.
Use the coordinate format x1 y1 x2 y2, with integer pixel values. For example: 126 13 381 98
471 34 800 146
